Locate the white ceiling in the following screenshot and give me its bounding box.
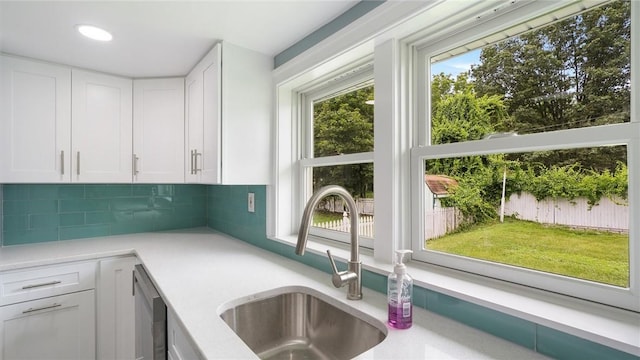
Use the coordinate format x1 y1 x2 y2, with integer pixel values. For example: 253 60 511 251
0 1 358 78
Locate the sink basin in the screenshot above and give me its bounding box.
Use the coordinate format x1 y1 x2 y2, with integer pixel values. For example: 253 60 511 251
218 286 387 360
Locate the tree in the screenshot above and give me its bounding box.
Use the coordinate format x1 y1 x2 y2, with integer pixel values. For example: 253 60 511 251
431 73 508 145
312 86 374 198
471 1 630 171
427 75 513 222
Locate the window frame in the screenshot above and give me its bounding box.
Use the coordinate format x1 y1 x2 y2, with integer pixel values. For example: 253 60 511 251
410 0 639 311
297 61 376 248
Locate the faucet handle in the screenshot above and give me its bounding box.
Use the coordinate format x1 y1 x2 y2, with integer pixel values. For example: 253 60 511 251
326 250 358 288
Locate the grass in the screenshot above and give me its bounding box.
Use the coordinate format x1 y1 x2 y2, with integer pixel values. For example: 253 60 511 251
312 210 344 224
427 217 629 287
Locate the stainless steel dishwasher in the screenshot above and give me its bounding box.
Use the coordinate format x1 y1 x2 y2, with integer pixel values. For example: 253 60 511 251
133 264 167 360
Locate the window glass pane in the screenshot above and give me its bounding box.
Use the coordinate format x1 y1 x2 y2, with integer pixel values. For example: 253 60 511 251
423 145 629 287
430 0 631 144
311 164 374 238
313 85 374 156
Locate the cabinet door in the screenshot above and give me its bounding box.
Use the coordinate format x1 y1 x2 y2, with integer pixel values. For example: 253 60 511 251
133 78 185 183
0 56 71 183
0 290 95 360
184 68 204 183
220 42 272 184
72 70 132 183
97 257 136 360
168 310 202 360
185 43 221 184
200 44 222 184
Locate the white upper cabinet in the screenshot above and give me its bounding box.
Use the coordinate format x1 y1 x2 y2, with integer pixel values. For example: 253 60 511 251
2 42 271 185
133 78 185 183
185 49 212 183
220 42 272 184
72 70 133 183
0 56 72 183
185 41 272 184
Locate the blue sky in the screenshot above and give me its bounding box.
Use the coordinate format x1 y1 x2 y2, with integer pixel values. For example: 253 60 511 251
431 49 481 78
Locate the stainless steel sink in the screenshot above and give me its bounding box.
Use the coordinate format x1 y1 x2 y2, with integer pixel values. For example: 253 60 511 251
218 286 387 360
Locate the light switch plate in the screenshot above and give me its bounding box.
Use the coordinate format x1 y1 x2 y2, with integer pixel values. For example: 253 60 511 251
248 192 255 213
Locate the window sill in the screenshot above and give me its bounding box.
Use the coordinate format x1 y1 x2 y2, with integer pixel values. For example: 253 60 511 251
270 234 639 356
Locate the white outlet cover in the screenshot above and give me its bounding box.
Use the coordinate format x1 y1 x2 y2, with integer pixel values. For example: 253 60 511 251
248 192 255 213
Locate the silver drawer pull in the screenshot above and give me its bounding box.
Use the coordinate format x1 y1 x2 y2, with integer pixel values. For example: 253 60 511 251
22 280 62 290
22 303 62 314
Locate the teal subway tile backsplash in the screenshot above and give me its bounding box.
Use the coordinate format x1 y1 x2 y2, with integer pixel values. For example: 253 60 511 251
206 185 267 244
2 183 634 359
1 184 207 246
426 290 537 350
204 184 638 359
536 325 638 360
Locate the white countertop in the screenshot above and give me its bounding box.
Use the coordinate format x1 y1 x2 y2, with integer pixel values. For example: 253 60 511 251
0 228 549 359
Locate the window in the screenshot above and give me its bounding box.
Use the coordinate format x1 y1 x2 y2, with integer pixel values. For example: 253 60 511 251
300 65 375 247
412 0 638 311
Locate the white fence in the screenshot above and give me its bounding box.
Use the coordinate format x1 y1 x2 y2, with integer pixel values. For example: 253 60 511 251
314 213 375 238
423 192 629 240
504 192 629 233
425 207 465 240
317 198 374 215
316 192 629 242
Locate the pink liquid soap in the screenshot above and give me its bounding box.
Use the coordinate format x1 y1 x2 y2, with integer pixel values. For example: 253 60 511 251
388 304 412 329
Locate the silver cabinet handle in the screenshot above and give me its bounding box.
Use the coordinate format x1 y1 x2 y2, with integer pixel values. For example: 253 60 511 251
133 154 139 175
76 151 81 175
60 151 65 175
194 150 202 173
22 303 62 314
190 149 195 175
22 280 62 289
190 149 202 175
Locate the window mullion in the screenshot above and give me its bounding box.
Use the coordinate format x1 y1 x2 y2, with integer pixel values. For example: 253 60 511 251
300 152 374 167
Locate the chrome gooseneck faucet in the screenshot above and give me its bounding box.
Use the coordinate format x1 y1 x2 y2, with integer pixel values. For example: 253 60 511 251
296 185 362 300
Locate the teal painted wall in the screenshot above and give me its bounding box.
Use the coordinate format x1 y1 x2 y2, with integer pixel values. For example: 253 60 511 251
273 0 385 68
1 184 206 246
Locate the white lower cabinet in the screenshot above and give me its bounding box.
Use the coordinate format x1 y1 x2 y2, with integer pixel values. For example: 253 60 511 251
168 310 202 360
97 256 137 360
0 289 95 360
0 257 202 360
0 260 97 360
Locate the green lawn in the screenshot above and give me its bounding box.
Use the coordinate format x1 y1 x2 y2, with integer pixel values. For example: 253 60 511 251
427 218 629 287
312 210 344 224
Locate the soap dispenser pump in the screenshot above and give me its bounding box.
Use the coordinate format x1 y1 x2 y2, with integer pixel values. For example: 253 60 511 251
388 249 413 329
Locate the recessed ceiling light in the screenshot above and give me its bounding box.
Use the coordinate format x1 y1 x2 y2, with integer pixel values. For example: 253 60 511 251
77 25 113 42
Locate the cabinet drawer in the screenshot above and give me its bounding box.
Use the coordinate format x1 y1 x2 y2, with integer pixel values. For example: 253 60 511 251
0 261 96 306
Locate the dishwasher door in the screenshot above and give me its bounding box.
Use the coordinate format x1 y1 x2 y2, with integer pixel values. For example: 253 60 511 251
133 264 166 360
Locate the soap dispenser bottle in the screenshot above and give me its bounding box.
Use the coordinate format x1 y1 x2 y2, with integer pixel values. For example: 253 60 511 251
388 250 413 329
